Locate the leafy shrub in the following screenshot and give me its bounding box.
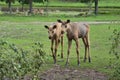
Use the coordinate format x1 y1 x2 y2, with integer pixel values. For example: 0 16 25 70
109 29 120 80
109 29 120 59
0 40 46 80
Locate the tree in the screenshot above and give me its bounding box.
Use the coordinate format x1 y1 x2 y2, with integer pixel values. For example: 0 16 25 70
18 0 32 14
79 0 99 15
80 0 94 15
18 0 48 14
0 0 15 14
28 0 32 14
94 0 98 15
18 0 28 11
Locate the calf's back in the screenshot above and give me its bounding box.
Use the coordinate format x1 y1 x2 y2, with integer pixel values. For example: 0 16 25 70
69 22 89 38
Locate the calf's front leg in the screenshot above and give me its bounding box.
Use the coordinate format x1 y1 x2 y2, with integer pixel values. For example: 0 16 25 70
66 39 72 66
75 39 80 66
61 36 64 58
54 39 59 64
51 40 56 64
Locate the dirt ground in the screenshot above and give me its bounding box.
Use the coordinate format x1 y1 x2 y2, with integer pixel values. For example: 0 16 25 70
38 65 108 80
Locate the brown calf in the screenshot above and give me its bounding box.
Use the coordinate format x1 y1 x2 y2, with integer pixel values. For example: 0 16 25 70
44 22 64 64
58 19 91 66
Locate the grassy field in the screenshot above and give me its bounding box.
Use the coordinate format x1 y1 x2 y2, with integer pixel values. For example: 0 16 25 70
0 14 120 22
48 0 120 7
0 0 120 78
0 0 120 79
0 0 120 7
0 16 120 77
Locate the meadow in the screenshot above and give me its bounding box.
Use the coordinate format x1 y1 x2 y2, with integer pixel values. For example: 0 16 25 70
0 15 120 79
0 0 120 79
0 0 120 7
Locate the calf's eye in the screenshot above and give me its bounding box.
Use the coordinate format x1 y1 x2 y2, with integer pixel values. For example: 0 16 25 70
52 31 54 33
65 25 67 28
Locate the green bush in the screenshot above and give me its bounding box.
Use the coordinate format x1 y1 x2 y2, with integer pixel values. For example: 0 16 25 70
109 29 120 80
0 40 46 80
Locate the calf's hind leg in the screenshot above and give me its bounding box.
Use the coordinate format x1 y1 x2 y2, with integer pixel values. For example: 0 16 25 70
86 34 91 62
66 39 72 66
51 40 56 63
61 36 64 58
75 39 80 66
82 36 91 63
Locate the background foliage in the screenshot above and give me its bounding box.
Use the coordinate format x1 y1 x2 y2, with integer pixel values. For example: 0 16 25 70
109 29 120 80
0 40 46 79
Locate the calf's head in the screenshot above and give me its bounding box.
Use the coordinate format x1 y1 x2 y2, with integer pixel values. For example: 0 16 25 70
57 19 70 33
44 25 57 39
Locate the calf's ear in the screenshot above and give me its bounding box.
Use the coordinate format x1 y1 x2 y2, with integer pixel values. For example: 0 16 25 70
53 25 57 29
57 19 62 23
44 25 49 29
67 19 70 23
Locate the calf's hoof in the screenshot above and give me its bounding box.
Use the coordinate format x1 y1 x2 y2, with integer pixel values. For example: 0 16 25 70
61 55 63 58
83 58 87 62
54 61 57 64
65 62 69 66
89 60 91 63
78 62 80 66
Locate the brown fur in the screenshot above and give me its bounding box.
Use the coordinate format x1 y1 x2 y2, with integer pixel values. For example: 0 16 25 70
44 22 64 64
58 20 91 66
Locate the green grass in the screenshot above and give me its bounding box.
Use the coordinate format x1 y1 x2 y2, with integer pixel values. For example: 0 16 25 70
0 16 120 77
0 14 120 22
98 0 120 7
50 0 120 7
0 0 120 78
48 0 120 7
0 0 120 7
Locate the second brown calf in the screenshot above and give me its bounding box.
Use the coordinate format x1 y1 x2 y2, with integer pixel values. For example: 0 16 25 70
58 19 91 66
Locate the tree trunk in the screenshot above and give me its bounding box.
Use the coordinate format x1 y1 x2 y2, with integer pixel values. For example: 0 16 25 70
95 0 98 15
21 1 24 12
45 0 49 15
8 1 12 14
29 0 33 14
